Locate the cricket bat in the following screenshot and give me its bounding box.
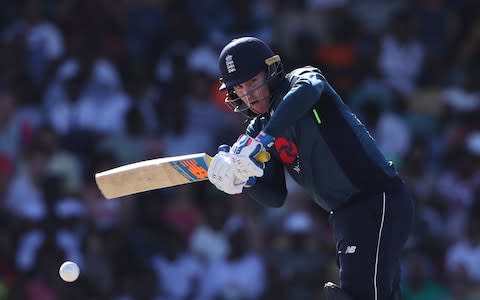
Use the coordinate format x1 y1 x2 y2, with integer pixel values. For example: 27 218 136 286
95 151 271 199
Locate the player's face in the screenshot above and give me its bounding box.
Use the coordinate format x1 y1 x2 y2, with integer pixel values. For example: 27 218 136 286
233 71 270 114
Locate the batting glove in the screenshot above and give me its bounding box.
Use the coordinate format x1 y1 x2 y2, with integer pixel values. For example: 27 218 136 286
230 134 267 180
255 130 275 148
219 145 257 187
226 141 257 188
244 176 257 188
208 145 247 194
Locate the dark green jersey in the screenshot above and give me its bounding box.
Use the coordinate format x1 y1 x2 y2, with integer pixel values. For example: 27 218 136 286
245 66 398 211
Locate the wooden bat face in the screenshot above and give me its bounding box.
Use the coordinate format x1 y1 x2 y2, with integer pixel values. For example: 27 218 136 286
95 153 211 199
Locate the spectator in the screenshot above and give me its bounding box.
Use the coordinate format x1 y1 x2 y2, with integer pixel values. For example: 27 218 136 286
445 201 480 285
434 132 480 240
264 211 330 299
4 143 49 223
151 227 202 300
196 216 266 300
189 196 230 264
377 10 425 96
402 253 450 300
0 87 34 160
2 0 64 90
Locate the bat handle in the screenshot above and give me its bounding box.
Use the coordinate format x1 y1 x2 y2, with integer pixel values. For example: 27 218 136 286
255 150 271 163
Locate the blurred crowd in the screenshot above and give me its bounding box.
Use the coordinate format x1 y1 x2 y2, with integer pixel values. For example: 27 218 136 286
1 0 480 299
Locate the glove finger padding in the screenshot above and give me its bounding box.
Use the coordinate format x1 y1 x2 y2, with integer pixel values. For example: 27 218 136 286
230 135 266 180
230 154 264 179
207 153 223 185
208 151 245 194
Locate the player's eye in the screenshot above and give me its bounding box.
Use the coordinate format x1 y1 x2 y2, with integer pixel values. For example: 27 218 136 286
252 79 262 87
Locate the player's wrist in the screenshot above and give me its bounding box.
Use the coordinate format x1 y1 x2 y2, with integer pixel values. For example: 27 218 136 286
255 131 275 148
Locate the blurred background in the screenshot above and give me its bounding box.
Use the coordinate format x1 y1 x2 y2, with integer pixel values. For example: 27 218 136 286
1 0 480 299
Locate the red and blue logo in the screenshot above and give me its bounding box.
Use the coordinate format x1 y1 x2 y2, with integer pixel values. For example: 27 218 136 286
274 137 298 164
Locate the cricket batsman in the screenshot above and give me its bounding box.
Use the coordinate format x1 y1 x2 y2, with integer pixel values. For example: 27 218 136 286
207 37 414 299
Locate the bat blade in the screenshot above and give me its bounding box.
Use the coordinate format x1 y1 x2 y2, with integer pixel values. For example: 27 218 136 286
95 153 211 199
94 150 270 199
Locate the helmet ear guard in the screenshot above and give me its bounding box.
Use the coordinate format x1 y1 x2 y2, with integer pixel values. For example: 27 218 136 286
265 55 282 76
265 55 283 91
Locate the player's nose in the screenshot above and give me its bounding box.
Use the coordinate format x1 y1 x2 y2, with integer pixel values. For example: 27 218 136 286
243 92 252 102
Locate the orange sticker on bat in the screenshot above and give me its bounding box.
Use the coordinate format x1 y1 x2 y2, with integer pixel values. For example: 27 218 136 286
180 159 208 180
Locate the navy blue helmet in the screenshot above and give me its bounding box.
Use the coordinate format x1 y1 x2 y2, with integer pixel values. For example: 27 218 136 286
218 37 284 118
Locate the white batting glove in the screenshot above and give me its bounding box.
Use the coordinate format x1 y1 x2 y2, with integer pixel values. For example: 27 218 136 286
230 134 266 181
208 145 247 194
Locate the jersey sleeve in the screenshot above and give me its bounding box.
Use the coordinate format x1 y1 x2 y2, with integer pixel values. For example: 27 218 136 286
245 157 287 207
244 118 287 207
264 66 326 138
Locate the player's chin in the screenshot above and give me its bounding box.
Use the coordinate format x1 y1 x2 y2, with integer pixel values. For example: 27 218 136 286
250 102 269 114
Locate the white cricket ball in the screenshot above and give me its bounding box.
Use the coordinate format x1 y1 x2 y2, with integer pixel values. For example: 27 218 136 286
59 261 80 282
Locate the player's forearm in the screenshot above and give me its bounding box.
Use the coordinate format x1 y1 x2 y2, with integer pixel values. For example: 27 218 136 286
264 79 325 137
